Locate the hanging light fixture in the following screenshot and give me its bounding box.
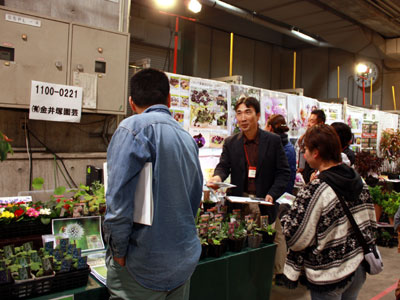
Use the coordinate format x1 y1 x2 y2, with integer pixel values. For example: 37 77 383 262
188 0 202 13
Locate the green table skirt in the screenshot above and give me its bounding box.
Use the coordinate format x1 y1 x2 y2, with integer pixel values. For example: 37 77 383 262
190 243 276 300
29 243 276 300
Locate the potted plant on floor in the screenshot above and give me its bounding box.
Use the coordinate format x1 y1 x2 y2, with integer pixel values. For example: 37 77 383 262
368 185 384 222
381 191 400 225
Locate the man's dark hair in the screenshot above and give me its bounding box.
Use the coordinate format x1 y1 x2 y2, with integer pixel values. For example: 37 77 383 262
130 68 169 107
304 124 342 163
331 122 353 150
311 109 326 124
234 97 260 114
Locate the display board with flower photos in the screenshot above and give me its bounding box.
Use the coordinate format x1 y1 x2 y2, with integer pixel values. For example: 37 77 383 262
165 72 399 177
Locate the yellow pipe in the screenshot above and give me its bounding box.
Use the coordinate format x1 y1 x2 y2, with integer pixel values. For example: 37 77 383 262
337 66 340 98
370 77 372 106
393 86 397 110
293 51 296 89
229 32 233 76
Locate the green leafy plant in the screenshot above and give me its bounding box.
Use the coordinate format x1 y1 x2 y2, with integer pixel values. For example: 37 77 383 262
258 224 276 236
74 181 106 214
228 221 247 240
381 191 400 217
246 222 262 237
368 185 384 206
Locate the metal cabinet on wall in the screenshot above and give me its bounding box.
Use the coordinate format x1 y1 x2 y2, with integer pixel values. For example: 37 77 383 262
0 8 69 108
70 25 129 114
0 7 129 115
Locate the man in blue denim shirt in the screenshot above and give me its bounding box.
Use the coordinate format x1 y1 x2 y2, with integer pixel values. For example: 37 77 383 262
104 68 203 300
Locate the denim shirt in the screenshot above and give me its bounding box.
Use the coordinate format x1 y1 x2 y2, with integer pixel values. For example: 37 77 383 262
104 104 203 291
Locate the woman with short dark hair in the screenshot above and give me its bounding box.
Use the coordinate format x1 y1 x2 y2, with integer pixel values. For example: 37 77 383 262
281 124 377 299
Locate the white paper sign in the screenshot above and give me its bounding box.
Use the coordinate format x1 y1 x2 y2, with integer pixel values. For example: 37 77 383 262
30 80 82 123
0 196 32 204
72 72 98 109
6 13 41 27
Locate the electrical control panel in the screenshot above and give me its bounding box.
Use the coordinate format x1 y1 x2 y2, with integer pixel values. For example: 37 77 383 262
0 7 129 115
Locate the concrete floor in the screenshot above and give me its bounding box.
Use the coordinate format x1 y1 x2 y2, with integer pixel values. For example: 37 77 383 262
270 246 399 300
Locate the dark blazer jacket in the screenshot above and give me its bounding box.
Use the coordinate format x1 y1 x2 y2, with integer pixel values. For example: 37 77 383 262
214 129 290 219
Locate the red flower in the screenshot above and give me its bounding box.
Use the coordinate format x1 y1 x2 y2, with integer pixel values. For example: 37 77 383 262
2 133 12 142
14 209 25 218
63 204 70 210
56 199 61 203
63 199 67 203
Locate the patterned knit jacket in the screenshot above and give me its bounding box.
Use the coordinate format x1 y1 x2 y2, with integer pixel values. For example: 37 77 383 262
281 177 377 291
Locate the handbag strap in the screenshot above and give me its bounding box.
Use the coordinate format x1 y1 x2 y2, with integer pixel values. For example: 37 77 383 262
322 179 370 254
334 192 370 253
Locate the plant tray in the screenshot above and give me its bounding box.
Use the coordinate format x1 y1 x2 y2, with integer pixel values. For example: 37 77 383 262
0 221 51 239
0 268 90 299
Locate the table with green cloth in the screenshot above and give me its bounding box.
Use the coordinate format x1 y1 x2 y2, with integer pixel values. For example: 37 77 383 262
27 243 276 300
189 243 277 300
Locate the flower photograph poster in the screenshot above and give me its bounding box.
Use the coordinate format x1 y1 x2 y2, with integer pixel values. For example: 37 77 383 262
52 216 105 252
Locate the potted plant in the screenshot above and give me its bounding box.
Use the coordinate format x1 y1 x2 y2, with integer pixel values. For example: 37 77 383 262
354 151 383 186
207 223 228 257
199 237 209 259
258 224 276 244
381 191 400 225
246 222 262 248
227 221 247 252
379 129 400 178
368 185 384 222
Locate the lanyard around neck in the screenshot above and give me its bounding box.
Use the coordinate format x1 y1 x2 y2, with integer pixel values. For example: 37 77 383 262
243 143 253 168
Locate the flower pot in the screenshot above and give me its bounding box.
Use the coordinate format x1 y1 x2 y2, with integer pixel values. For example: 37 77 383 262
389 216 395 225
260 231 276 244
374 204 382 222
247 234 262 248
387 173 400 180
365 176 379 187
209 244 224 258
228 237 246 252
200 244 209 259
0 221 51 239
203 201 216 212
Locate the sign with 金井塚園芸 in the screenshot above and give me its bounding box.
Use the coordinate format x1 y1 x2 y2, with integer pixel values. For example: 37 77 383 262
30 80 83 123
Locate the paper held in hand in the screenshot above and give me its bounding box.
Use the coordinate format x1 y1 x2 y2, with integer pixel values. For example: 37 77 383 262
226 196 274 206
207 182 237 189
133 162 154 226
275 192 295 206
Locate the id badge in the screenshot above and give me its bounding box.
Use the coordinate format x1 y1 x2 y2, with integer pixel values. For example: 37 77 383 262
248 167 256 178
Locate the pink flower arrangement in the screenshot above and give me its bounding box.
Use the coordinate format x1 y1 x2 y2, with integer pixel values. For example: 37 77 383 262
26 207 40 217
